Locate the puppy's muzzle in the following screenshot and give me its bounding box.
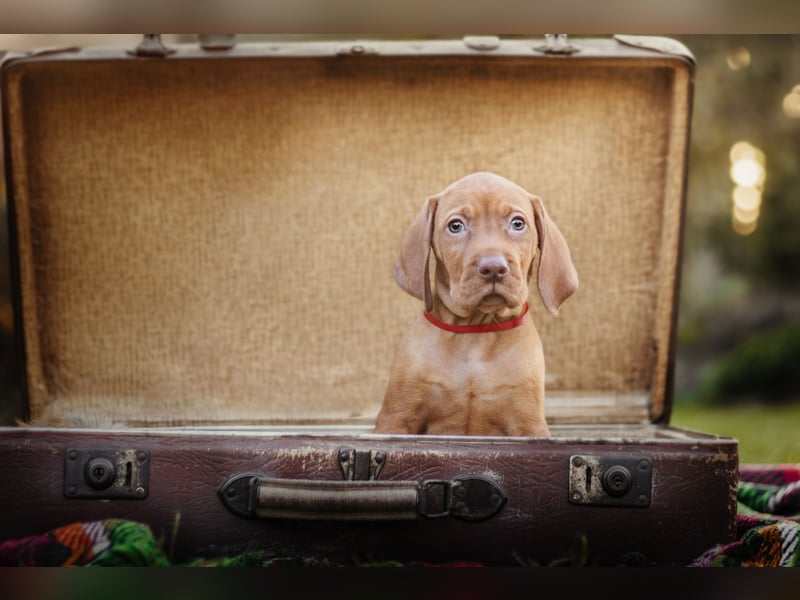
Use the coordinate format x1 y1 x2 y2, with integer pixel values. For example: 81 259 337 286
477 255 510 283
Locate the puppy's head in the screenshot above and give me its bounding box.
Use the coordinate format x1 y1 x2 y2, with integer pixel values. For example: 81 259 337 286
394 172 578 316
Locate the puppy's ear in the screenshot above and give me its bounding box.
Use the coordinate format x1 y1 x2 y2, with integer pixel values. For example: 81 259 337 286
530 195 579 315
394 196 438 312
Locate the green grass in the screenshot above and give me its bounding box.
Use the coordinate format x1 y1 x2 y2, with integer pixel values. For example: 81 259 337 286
671 401 800 464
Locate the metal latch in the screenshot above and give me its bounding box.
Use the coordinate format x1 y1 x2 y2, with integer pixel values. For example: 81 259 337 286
64 447 150 499
338 447 385 481
569 455 652 507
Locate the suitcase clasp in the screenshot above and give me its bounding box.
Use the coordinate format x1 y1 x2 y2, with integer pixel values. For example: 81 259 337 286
64 447 150 500
569 455 652 508
338 447 385 481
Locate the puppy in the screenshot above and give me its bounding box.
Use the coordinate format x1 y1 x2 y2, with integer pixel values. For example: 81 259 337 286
374 172 578 436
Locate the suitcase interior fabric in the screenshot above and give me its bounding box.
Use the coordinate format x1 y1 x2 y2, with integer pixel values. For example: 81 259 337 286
3 38 691 431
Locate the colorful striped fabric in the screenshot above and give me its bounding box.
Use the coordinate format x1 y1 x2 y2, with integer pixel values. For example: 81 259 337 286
0 519 169 567
690 464 800 567
739 464 800 486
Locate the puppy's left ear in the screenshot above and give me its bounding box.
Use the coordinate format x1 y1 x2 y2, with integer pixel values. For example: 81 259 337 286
530 195 579 315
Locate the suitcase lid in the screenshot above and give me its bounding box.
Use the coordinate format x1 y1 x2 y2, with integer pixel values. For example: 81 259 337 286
2 36 693 427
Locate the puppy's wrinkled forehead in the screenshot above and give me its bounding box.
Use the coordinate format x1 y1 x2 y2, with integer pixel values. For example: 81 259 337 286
437 172 532 217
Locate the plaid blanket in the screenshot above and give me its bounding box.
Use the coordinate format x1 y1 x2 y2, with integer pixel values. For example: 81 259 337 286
689 464 800 567
2 465 799 567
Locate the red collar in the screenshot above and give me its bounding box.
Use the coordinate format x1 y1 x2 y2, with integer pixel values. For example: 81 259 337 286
423 303 529 334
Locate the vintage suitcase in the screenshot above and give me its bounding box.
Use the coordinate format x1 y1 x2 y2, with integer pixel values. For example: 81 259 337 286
0 35 738 565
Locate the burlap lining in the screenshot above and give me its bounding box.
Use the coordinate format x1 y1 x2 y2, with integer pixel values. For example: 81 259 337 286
4 51 690 426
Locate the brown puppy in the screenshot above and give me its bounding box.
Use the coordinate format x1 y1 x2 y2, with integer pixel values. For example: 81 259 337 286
374 172 578 436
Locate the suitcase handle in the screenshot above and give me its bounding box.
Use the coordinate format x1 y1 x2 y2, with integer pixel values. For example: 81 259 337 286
218 472 506 522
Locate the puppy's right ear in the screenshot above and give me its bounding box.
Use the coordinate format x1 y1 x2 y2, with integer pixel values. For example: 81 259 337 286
394 196 438 312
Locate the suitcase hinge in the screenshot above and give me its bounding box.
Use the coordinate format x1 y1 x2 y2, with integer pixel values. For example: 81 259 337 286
198 34 237 51
535 34 581 55
338 447 385 481
463 36 501 51
127 34 177 58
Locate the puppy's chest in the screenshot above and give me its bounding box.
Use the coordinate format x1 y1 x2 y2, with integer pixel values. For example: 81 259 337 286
412 333 537 399
441 344 509 387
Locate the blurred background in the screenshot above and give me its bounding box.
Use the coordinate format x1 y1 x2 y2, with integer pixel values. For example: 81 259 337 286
0 35 797 462
668 36 800 462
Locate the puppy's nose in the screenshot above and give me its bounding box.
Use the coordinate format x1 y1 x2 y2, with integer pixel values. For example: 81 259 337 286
477 256 510 281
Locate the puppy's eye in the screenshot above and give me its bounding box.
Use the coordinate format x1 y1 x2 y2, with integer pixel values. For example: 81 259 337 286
447 219 465 234
510 217 527 231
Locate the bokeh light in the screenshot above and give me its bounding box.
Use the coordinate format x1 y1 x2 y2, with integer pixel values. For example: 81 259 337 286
782 84 800 118
730 158 765 188
729 141 766 236
733 205 759 225
726 46 751 70
731 213 758 236
732 185 761 212
729 140 765 164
